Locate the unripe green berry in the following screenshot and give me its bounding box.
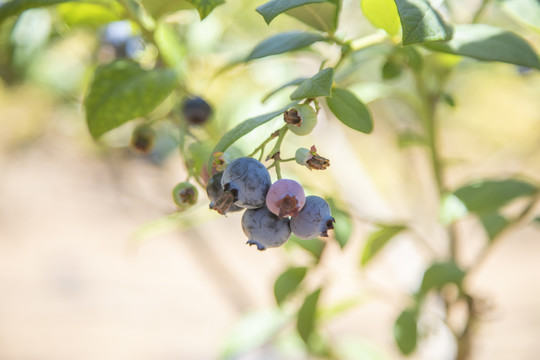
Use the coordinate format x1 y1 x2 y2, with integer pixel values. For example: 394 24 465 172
131 124 156 153
295 148 312 165
172 182 198 209
284 104 317 136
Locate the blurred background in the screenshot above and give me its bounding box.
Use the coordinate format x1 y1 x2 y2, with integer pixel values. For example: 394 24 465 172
1 0 540 359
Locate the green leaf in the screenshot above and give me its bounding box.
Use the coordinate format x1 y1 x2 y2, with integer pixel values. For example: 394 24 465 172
0 0 71 23
327 198 353 249
394 0 453 45
361 225 406 266
85 60 177 139
288 235 327 261
297 288 322 343
326 87 373 134
285 1 339 33
397 130 427 148
533 217 540 226
480 212 509 242
187 0 224 19
256 0 326 24
290 68 334 100
57 2 124 28
454 179 538 214
426 24 540 69
262 77 308 103
208 102 297 167
361 0 400 36
500 0 540 32
419 262 465 296
155 22 187 75
141 0 194 20
221 309 289 358
247 31 326 61
394 309 417 355
274 267 308 305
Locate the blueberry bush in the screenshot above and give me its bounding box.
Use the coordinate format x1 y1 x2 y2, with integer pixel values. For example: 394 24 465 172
1 0 539 358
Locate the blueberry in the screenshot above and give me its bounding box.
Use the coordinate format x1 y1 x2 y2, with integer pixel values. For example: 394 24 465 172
220 157 271 210
290 196 335 240
131 124 156 153
182 96 212 125
284 104 317 136
206 171 243 213
266 179 306 218
172 182 198 209
242 206 291 251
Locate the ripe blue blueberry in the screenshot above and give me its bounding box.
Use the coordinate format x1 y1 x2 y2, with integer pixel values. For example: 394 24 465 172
242 206 291 251
206 171 243 213
182 96 212 125
220 157 271 210
290 195 335 239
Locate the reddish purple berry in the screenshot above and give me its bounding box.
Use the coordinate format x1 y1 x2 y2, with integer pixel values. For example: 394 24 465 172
266 179 306 218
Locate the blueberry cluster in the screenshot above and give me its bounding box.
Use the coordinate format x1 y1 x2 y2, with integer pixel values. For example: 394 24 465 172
207 157 335 251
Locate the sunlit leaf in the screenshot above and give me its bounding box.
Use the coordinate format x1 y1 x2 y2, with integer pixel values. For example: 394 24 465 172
155 22 187 75
0 0 71 23
326 87 372 134
141 0 194 20
285 0 339 33
361 225 406 266
274 267 308 305
394 309 417 355
419 262 465 296
394 0 453 45
187 0 224 19
361 0 400 36
297 288 322 343
426 24 540 69
85 60 177 139
58 2 124 27
256 0 326 24
246 31 326 61
290 68 334 100
262 77 308 103
500 0 540 32
454 179 538 214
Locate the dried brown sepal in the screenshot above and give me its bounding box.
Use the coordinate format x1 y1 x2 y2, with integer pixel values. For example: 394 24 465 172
306 155 330 170
283 109 302 126
277 195 300 218
210 189 236 215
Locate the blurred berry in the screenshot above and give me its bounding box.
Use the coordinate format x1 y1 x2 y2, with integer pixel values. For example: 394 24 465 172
172 182 198 209
130 124 156 153
182 96 212 125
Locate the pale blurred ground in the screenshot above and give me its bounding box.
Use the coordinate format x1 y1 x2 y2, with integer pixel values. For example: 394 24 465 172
1 60 540 360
